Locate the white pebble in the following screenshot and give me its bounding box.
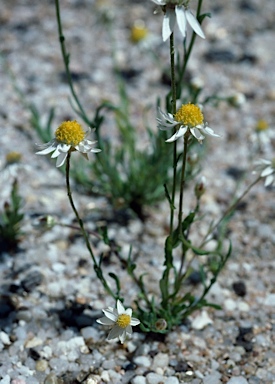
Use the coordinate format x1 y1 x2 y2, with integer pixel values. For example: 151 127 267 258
224 298 237 311
152 353 169 369
264 294 275 306
227 377 249 384
0 375 11 384
133 356 151 367
0 331 11 346
164 377 179 384
132 376 146 384
191 310 213 330
146 372 165 384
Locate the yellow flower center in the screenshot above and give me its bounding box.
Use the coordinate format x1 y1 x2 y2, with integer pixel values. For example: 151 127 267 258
256 119 268 132
130 22 148 43
175 103 204 127
55 120 85 146
116 314 131 328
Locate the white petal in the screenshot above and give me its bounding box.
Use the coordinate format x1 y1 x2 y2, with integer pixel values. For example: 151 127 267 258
203 126 220 137
166 126 188 142
51 147 62 159
125 308 132 317
190 127 205 142
261 166 273 177
117 300 126 315
35 143 56 155
55 152 68 167
185 9 205 39
96 316 115 326
130 317 140 326
58 143 71 153
119 330 127 343
265 174 274 186
102 308 117 322
126 325 133 335
162 8 176 41
107 325 123 341
175 6 187 39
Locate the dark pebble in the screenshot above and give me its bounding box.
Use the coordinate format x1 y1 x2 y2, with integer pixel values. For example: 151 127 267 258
187 270 202 285
21 270 43 292
173 360 189 372
232 280 247 297
124 362 137 371
235 326 254 352
204 49 236 63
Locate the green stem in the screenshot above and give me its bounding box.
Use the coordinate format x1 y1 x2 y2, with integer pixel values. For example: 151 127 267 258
178 134 189 235
200 176 262 248
54 0 91 126
169 32 178 235
65 152 116 299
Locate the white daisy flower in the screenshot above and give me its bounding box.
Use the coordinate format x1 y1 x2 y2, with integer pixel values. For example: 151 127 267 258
253 158 275 187
36 120 101 167
157 103 220 143
96 300 140 343
151 0 205 42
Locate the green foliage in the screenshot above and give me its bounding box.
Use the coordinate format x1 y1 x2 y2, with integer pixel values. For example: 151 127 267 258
0 180 24 254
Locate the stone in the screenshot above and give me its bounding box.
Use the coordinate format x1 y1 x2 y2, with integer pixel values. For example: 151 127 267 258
227 377 248 384
191 310 213 330
203 371 222 384
133 356 151 367
146 372 165 384
132 376 146 384
164 377 179 384
152 353 169 370
264 294 275 306
0 331 11 345
44 374 59 384
35 360 48 372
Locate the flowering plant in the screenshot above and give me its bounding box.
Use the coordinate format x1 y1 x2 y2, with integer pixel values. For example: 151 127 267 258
33 0 274 342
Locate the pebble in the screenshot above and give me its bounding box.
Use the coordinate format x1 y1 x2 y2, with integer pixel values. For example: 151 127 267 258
36 359 48 372
44 374 59 384
152 353 169 370
133 356 152 367
191 310 213 330
25 337 43 349
264 293 275 306
146 372 165 384
132 376 146 384
203 371 222 384
227 377 249 384
0 331 11 345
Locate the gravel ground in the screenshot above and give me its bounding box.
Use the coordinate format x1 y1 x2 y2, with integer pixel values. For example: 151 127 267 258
0 0 275 383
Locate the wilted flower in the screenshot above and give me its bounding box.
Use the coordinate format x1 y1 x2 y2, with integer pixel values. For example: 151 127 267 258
36 120 101 167
96 300 140 343
157 103 220 143
253 158 275 187
151 0 205 41
249 119 275 155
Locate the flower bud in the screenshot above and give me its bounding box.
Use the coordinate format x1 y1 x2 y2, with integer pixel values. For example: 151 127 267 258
195 176 206 199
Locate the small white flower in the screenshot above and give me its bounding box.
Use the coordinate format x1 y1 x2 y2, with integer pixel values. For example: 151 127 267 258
36 120 101 167
157 103 220 143
96 300 140 343
253 158 275 187
151 1 205 42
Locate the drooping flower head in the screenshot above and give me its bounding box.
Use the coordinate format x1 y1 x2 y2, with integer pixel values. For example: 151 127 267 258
96 300 140 343
253 158 275 187
157 103 220 143
36 120 101 167
151 0 205 41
